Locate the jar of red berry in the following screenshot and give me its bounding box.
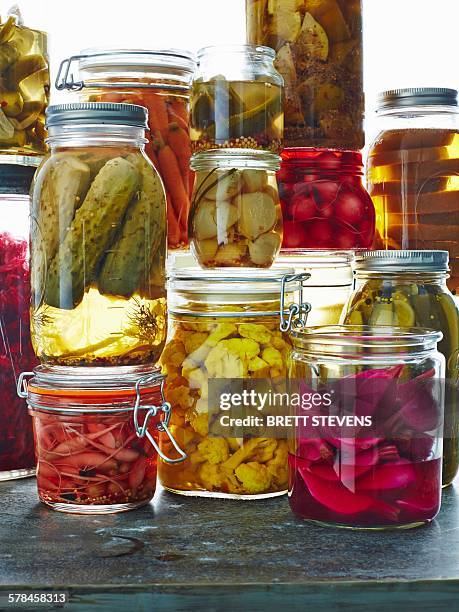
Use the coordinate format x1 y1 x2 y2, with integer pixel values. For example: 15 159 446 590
278 148 375 250
0 163 38 481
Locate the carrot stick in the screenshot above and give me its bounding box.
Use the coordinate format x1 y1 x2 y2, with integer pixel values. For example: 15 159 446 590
169 98 189 125
167 195 181 247
156 131 190 219
146 94 169 138
167 122 191 189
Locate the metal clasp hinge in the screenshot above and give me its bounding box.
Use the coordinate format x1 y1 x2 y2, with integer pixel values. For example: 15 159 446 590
279 272 311 332
17 371 34 399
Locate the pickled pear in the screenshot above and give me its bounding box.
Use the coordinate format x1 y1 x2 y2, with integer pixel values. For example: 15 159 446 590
237 191 277 240
248 232 281 266
296 12 329 60
269 0 302 42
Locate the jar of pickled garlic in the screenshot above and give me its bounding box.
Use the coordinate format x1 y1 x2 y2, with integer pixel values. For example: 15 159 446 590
189 150 282 267
30 103 167 367
18 366 186 513
275 250 353 325
288 325 444 529
190 44 283 154
246 0 364 150
0 11 49 161
0 164 38 480
341 250 459 487
278 148 375 249
159 268 310 498
56 48 195 250
367 88 459 296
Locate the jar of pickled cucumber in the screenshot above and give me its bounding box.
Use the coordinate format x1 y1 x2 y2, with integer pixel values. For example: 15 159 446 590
341 250 459 487
191 45 284 154
159 268 310 498
0 11 49 161
246 0 364 150
30 102 167 367
56 48 195 250
367 88 459 296
189 149 282 267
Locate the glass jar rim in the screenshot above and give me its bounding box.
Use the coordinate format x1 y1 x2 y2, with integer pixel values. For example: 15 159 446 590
78 47 196 73
280 148 363 173
191 149 280 171
275 250 354 287
197 44 275 60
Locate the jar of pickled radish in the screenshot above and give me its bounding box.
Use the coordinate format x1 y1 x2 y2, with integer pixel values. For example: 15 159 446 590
278 148 375 249
18 366 186 513
159 268 310 498
56 48 195 250
30 103 167 367
0 12 49 161
367 88 459 296
341 250 459 487
246 0 364 150
0 164 38 480
275 250 353 325
190 149 282 267
191 44 284 154
288 325 444 529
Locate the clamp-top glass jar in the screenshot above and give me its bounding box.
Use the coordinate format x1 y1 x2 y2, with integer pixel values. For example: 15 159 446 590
30 103 167 367
189 149 283 268
56 48 195 250
18 365 186 513
190 45 284 154
159 268 310 498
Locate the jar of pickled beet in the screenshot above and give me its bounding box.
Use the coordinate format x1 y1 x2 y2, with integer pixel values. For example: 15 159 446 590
189 150 283 268
288 326 444 529
56 48 195 250
342 250 459 487
18 365 186 514
0 164 38 480
191 44 284 154
278 148 375 250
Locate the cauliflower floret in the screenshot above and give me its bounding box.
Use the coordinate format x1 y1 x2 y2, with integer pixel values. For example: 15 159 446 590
238 323 272 344
172 426 196 448
262 346 283 369
221 338 260 360
271 333 289 351
199 462 224 489
205 344 244 378
160 340 186 367
248 356 270 378
165 385 193 411
198 437 230 465
186 368 208 398
251 438 278 463
188 412 208 437
184 332 208 355
235 462 272 494
223 437 271 470
189 449 206 465
206 323 237 347
266 440 288 487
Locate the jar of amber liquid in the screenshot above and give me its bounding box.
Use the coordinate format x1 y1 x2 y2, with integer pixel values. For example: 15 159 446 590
159 268 310 498
30 103 167 367
367 88 459 295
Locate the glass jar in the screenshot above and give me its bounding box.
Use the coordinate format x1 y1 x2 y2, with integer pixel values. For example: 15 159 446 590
18 365 186 514
0 12 49 161
56 48 195 250
275 250 353 325
0 164 38 480
367 88 459 296
190 44 284 154
246 0 364 150
278 148 375 249
288 325 444 529
30 103 167 367
189 149 282 267
159 268 310 498
341 250 459 487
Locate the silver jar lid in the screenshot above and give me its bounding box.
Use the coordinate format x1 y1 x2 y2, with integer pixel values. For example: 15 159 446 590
46 102 148 129
378 87 458 110
355 250 449 272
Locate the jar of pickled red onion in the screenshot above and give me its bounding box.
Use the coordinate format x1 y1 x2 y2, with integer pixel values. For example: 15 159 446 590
18 365 186 514
278 148 375 250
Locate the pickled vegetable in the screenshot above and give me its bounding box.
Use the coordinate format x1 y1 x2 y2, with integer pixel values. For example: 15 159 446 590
190 167 282 267
31 148 167 366
190 79 283 153
247 0 364 149
0 12 49 157
159 312 291 497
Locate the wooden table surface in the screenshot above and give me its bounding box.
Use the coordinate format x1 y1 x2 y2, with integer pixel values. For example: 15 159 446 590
0 477 458 611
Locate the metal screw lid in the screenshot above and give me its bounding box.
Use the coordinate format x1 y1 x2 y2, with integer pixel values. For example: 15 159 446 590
46 102 148 129
377 88 458 110
355 250 449 273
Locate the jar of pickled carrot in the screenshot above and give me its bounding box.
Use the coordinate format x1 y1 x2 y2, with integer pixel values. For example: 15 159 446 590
288 326 444 529
278 148 375 250
18 365 186 514
56 49 195 250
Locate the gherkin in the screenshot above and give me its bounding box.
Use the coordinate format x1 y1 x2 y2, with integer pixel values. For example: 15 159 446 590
44 156 140 309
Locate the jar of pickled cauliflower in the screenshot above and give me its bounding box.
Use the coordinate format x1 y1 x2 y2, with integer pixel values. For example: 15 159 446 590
30 103 167 367
56 48 195 250
288 325 444 529
18 365 186 514
159 268 310 498
189 149 283 267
